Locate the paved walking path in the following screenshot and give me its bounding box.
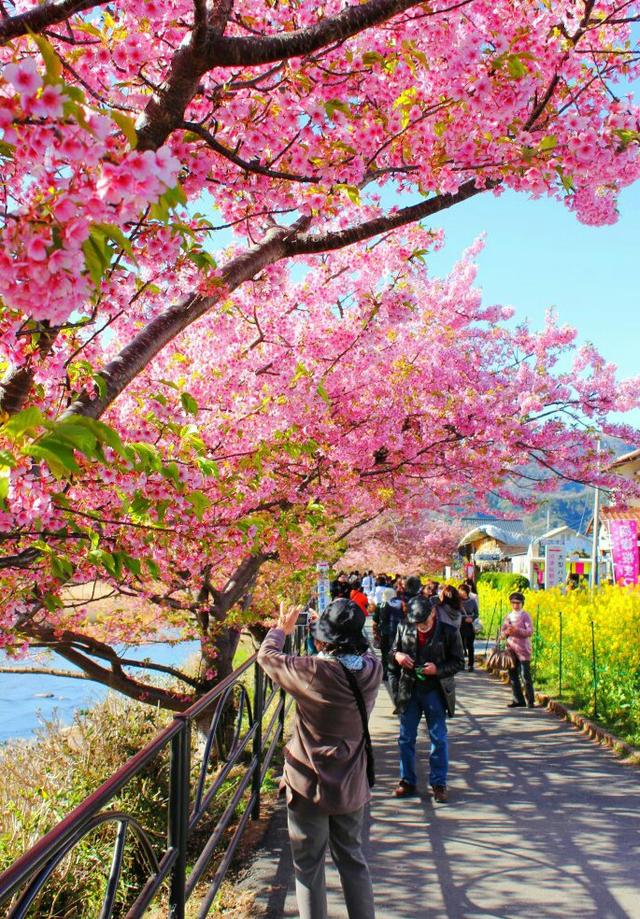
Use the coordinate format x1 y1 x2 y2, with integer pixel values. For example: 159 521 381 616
242 670 640 918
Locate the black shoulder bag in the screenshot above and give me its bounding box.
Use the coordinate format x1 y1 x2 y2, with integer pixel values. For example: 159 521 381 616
339 663 375 788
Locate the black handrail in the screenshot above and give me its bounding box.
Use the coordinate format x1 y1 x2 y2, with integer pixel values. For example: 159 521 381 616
0 628 305 918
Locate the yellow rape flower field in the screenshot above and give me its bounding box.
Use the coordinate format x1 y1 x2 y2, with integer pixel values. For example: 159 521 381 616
478 584 640 747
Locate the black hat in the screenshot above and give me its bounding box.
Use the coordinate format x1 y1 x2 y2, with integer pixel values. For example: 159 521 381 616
310 598 367 649
509 591 525 603
404 575 422 597
407 595 431 623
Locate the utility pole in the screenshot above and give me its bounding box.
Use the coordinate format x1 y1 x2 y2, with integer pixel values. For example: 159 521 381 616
590 437 601 588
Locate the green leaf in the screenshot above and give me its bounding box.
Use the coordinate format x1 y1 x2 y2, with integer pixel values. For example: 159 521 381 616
162 461 181 484
149 185 186 222
393 87 417 109
0 476 8 504
164 184 187 207
110 110 138 149
129 491 152 516
187 249 218 271
88 548 120 578
126 442 162 472
30 32 62 84
42 592 64 612
325 99 351 120
2 406 45 438
197 458 219 478
121 553 142 577
146 558 161 580
53 419 98 456
93 373 108 400
180 392 199 415
64 85 86 104
88 418 125 457
50 554 74 581
0 449 16 468
291 362 310 384
507 54 527 79
0 140 15 159
185 490 211 519
410 247 429 263
539 135 557 151
316 382 331 406
82 234 109 287
362 51 384 66
63 99 92 132
25 441 80 477
336 184 360 205
93 222 136 260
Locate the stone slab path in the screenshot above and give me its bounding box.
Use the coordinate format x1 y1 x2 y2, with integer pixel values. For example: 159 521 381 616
241 670 640 919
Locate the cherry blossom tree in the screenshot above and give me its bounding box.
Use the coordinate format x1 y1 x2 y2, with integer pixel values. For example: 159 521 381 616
340 515 466 576
1 0 640 709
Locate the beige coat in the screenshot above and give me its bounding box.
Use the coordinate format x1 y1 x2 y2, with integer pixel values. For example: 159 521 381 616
257 628 382 814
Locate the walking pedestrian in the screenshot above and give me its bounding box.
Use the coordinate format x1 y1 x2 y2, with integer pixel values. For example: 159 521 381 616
362 569 377 599
458 583 479 671
372 585 402 681
373 575 389 608
388 582 464 803
350 586 370 616
422 580 439 610
331 571 350 599
501 591 535 708
258 599 382 919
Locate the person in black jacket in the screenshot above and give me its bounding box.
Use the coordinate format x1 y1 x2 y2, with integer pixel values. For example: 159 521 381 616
388 584 465 803
458 583 479 672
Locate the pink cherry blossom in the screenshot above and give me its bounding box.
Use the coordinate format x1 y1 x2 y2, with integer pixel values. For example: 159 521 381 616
3 59 42 98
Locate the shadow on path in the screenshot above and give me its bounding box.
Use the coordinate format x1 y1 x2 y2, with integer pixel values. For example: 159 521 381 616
242 671 640 918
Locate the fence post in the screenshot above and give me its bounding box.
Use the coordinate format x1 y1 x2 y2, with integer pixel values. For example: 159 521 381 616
532 609 540 682
251 662 264 820
168 724 190 919
591 620 598 719
484 601 498 656
558 608 563 698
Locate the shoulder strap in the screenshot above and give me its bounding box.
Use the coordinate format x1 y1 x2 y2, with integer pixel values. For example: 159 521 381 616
338 663 375 788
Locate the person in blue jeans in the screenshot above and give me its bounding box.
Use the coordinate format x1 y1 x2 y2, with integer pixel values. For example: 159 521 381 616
388 580 465 803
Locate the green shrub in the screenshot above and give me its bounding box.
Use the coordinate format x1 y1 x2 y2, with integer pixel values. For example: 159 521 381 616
1 666 283 917
477 571 530 592
0 694 172 917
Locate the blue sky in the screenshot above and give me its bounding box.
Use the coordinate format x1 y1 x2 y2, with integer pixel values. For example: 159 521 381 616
420 181 640 430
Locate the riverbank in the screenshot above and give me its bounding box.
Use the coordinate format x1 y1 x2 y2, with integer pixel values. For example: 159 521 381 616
0 640 199 742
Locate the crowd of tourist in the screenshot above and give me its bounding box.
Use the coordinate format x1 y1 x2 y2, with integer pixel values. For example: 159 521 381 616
258 568 536 919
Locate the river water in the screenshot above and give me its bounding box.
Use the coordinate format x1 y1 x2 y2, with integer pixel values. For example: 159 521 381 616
0 640 200 743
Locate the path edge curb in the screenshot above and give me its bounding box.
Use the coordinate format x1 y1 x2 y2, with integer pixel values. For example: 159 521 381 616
481 664 639 765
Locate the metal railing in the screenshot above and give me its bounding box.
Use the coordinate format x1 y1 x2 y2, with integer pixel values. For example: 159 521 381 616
0 629 304 918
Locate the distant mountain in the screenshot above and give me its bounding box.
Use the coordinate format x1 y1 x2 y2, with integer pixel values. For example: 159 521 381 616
484 438 637 535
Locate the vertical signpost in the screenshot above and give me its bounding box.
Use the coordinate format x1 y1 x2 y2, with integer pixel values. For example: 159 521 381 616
544 540 565 589
316 562 331 614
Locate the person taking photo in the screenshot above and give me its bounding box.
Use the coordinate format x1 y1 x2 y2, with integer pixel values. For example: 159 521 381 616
258 598 382 919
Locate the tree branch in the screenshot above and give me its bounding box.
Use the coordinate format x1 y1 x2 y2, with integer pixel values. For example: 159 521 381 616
53 645 192 710
65 185 493 420
286 179 494 254
0 0 110 43
64 221 303 419
183 120 318 182
136 0 428 151
19 622 195 710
